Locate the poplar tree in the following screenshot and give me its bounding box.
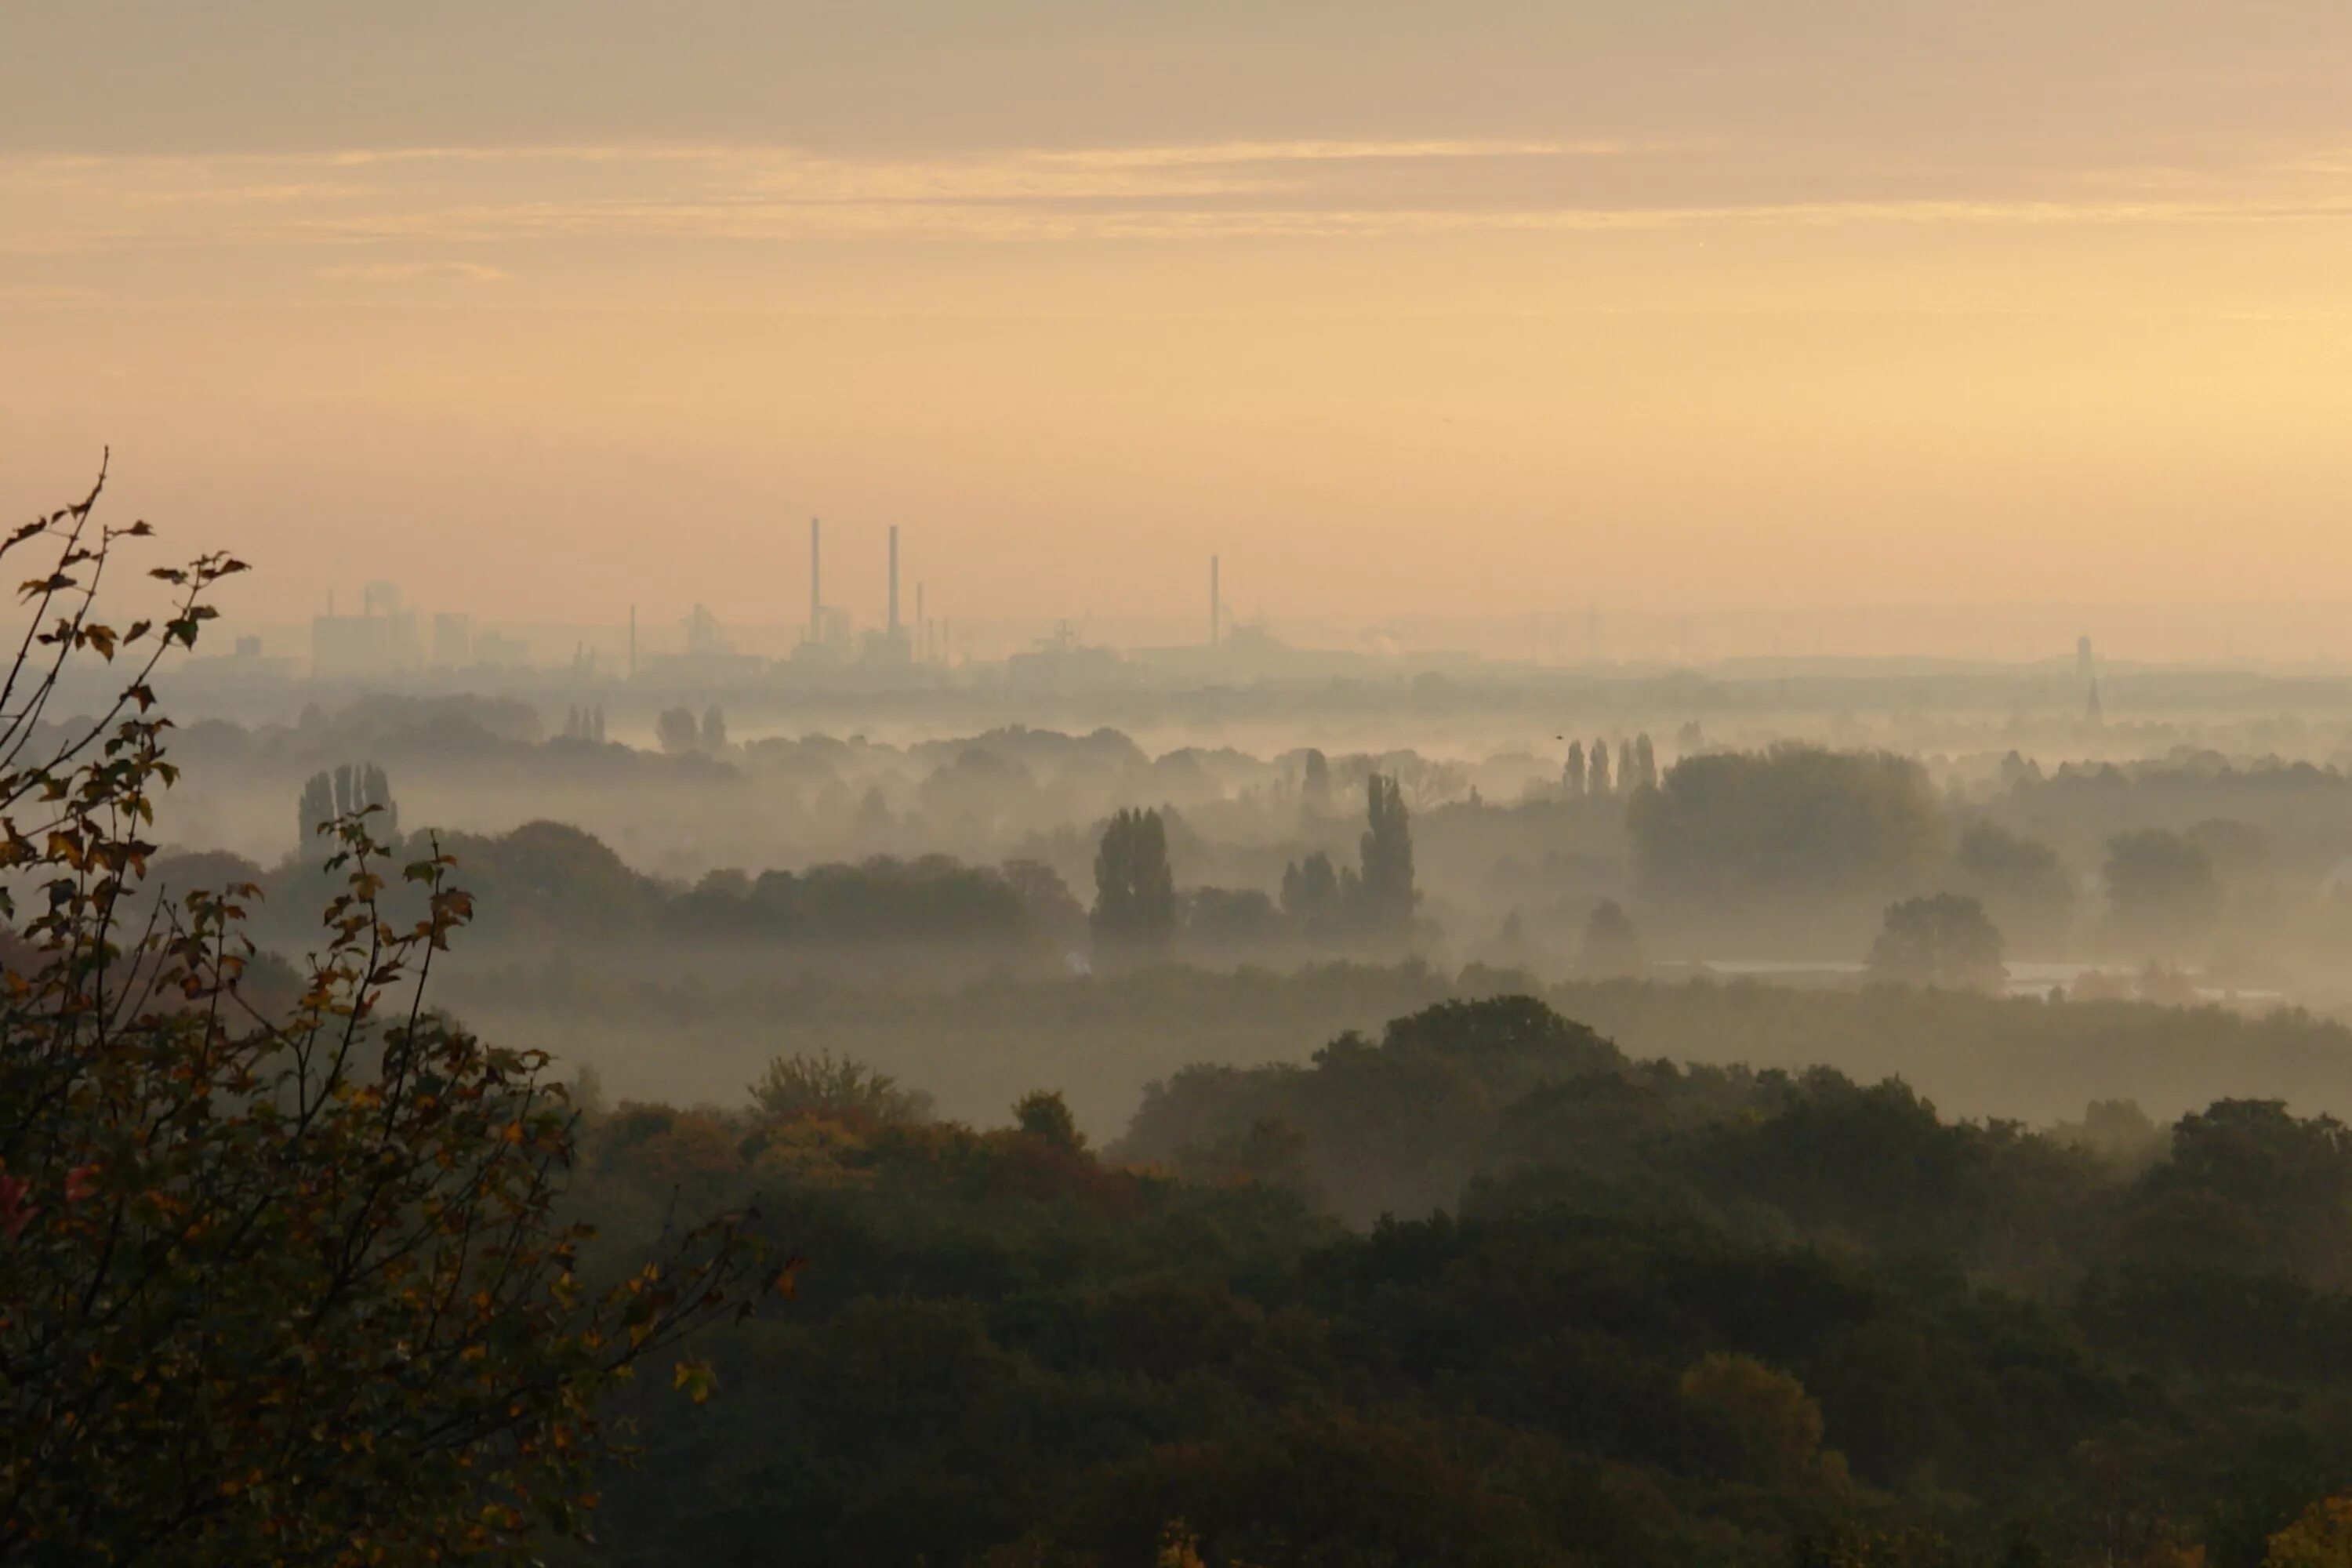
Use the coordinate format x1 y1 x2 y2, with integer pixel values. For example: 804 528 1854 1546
1357 774 1417 936
1091 808 1177 951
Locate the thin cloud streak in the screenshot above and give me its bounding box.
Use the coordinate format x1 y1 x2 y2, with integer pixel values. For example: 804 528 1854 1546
1 137 1609 182
16 198 2352 256
314 260 509 284
6 137 2352 260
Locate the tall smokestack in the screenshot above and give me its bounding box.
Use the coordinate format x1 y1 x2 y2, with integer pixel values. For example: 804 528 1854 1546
888 525 901 637
808 518 821 645
1210 555 1221 648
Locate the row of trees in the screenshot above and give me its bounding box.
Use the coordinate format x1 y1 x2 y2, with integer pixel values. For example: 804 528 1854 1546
1563 731 1657 797
1615 742 2268 964
294 759 397 862
1094 775 1422 956
1629 743 1946 902
569 996 2352 1566
1879 824 2233 978
656 703 728 754
264 742 2249 973
1091 807 1178 949
1276 772 1418 940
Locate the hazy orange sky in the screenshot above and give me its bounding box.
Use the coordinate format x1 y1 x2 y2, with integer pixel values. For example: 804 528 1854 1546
8 2 2352 643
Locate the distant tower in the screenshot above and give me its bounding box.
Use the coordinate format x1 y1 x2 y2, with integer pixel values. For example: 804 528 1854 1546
628 604 637 681
808 518 822 646
2076 635 2094 681
1210 555 1221 648
916 583 926 662
887 525 901 637
2086 678 2104 728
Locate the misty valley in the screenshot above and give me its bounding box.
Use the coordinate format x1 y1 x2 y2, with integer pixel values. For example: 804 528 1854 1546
21 3 2352 1559
19 528 2352 1567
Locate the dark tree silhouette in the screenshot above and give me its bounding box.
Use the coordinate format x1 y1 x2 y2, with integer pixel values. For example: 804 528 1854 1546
297 760 396 861
0 470 775 1563
1580 898 1647 978
2103 829 2220 958
1301 748 1332 811
1091 807 1176 953
1867 892 2005 990
655 705 699 754
1358 773 1417 938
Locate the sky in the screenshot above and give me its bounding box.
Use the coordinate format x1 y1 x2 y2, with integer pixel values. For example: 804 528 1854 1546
7 2 2352 648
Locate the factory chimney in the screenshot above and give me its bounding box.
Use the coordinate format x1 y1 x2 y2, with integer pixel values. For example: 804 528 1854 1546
1210 555 1221 649
888 525 901 637
808 518 821 646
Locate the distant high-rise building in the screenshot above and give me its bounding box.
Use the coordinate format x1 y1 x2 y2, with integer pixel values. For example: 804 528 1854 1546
313 583 420 679
684 603 728 658
2086 678 2104 728
474 630 530 670
431 612 472 668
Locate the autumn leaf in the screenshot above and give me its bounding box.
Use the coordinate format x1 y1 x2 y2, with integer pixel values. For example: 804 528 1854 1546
672 1359 718 1404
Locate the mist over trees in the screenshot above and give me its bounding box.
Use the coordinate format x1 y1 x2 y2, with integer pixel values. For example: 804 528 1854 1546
1867 892 2005 991
1581 897 1647 978
1630 744 1945 907
557 993 2352 1567
561 703 608 742
295 759 395 860
2104 828 2224 957
1952 820 2074 948
139 692 2352 1003
1091 806 1177 953
655 704 699 754
34 0 2352 1540
1357 773 1417 938
36 463 2352 1564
